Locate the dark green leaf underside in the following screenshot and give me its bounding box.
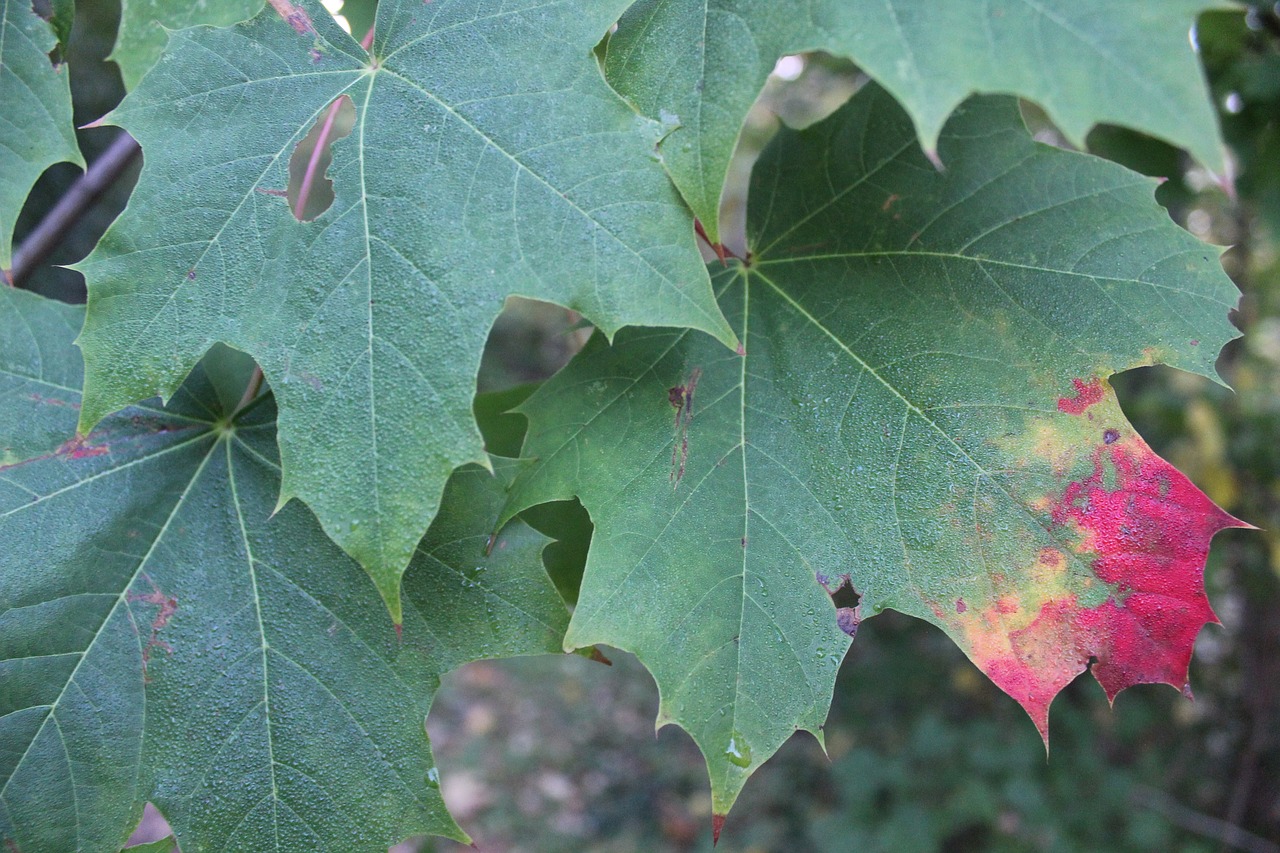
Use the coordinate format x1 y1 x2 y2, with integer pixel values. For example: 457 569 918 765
1 290 569 852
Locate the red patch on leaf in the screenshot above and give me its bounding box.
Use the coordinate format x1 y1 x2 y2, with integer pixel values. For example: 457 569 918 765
711 814 726 845
975 436 1245 739
1057 377 1105 415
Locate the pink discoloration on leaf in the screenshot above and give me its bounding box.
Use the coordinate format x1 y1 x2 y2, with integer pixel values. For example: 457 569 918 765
58 435 109 461
1057 377 1105 415
268 0 314 34
128 576 178 679
5 434 113 471
972 433 1246 738
835 606 861 638
26 392 79 409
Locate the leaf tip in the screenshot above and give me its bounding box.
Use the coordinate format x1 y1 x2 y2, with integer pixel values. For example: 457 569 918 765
711 814 726 845
371 578 404 630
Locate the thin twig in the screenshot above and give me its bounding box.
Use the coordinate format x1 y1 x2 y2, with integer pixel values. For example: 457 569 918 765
5 131 141 287
1131 785 1279 853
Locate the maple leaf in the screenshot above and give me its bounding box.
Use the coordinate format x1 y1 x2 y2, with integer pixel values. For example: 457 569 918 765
0 287 570 852
74 0 735 621
500 85 1244 822
111 0 263 89
0 0 83 274
604 0 1230 242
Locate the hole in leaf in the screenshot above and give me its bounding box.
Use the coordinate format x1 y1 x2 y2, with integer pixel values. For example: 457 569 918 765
479 297 592 393
286 95 355 221
829 579 861 610
718 50 863 258
124 801 175 848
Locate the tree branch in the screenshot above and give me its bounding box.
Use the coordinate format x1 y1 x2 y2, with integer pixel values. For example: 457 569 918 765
5 131 141 288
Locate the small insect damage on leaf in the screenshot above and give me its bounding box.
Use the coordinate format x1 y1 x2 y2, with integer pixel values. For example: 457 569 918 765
669 367 702 487
127 575 177 679
267 0 314 34
817 572 863 638
962 431 1247 739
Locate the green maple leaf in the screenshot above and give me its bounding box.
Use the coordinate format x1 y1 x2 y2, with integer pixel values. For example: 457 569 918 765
0 0 83 272
111 0 263 90
500 85 1244 822
0 287 570 852
605 0 1230 242
74 0 736 622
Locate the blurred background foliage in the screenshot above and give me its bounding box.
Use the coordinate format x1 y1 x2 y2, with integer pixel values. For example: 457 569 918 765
12 1 1278 851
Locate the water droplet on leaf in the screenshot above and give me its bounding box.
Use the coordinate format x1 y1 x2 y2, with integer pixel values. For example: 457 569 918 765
724 732 752 767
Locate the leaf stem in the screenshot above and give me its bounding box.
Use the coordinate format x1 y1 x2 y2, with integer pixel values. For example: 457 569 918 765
233 365 265 418
294 100 343 220
694 218 739 266
4 131 141 287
